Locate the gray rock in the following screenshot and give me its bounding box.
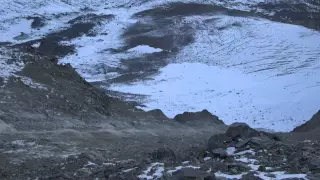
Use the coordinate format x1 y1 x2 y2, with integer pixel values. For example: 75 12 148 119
226 163 250 173
307 173 320 180
301 167 309 173
242 172 263 180
174 109 224 125
230 168 238 174
293 110 320 132
226 123 260 139
149 147 176 161
211 148 228 158
208 134 232 150
258 165 266 172
171 168 216 180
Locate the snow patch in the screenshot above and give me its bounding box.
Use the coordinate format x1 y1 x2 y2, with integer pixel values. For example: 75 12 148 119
0 48 25 81
31 42 41 48
138 163 164 180
226 147 236 155
19 76 48 90
255 171 308 180
215 172 246 179
127 45 163 54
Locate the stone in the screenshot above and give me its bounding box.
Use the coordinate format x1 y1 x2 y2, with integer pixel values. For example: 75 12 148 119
226 123 259 139
208 134 232 150
301 167 310 173
211 148 228 158
171 168 216 180
149 147 176 161
174 109 224 124
227 163 250 173
258 165 266 172
242 172 263 180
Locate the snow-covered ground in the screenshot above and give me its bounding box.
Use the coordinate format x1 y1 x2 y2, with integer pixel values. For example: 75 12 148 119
109 15 320 131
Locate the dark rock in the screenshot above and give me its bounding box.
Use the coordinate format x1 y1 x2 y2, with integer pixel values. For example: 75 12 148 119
201 161 228 173
134 2 227 18
226 123 259 139
309 158 320 173
226 163 250 174
236 137 272 149
235 138 251 149
301 167 310 173
293 111 320 132
171 168 216 180
307 173 320 180
174 109 224 124
288 162 300 174
242 172 263 180
258 165 266 172
0 77 4 86
149 147 176 161
208 134 232 150
211 148 228 158
68 13 115 24
147 109 169 120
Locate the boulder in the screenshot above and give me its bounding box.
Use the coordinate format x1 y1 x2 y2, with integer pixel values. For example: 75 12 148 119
235 137 272 149
171 168 216 180
226 123 259 139
208 134 232 150
211 148 228 158
174 110 224 124
149 147 176 161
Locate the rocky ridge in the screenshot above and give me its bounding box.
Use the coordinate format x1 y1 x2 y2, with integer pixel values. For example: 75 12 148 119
0 0 319 179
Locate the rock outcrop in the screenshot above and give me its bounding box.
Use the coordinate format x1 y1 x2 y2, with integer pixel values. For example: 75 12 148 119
293 110 320 132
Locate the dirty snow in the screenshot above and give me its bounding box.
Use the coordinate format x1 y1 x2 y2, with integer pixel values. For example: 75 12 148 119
0 48 25 81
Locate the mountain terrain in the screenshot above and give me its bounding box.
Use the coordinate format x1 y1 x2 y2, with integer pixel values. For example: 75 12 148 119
0 0 320 179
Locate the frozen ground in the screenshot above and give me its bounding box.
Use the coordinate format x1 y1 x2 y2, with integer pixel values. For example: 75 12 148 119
109 15 320 131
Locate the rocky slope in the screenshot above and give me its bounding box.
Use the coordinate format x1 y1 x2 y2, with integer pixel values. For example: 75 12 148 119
0 0 320 180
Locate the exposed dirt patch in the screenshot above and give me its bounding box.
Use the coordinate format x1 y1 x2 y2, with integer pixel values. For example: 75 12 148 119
68 13 115 24
134 2 227 18
256 1 320 30
25 16 46 29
